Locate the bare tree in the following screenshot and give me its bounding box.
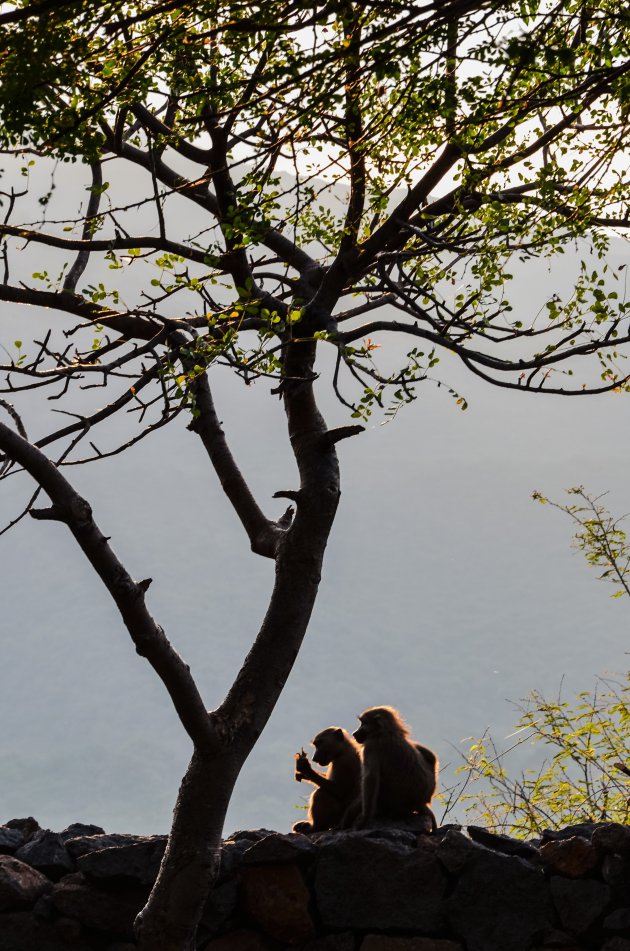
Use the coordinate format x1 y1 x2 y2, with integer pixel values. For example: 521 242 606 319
0 1 629 947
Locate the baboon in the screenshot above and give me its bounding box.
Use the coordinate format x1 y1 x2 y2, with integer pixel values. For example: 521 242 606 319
353 705 438 830
292 727 362 833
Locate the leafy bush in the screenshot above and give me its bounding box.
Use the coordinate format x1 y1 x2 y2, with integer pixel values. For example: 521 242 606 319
441 488 630 838
447 677 630 838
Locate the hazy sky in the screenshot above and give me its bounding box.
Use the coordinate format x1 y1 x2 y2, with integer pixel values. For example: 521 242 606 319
1 158 629 835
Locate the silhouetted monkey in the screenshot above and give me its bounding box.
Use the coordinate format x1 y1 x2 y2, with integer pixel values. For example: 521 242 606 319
353 705 438 830
292 727 361 833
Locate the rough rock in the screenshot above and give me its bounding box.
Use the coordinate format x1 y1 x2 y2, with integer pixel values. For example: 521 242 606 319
15 831 74 881
52 872 148 940
200 879 239 934
65 832 160 860
416 833 439 855
0 856 52 912
467 826 539 860
436 829 476 873
361 938 464 951
361 816 436 835
592 823 630 855
4 818 40 843
0 910 94 951
59 823 105 842
448 849 552 951
219 839 253 883
202 929 271 951
76 835 167 885
6 816 630 950
302 934 355 951
312 828 417 850
240 862 315 945
218 830 283 881
433 824 464 837
550 876 610 935
0 828 24 855
539 836 600 878
53 915 82 942
315 834 446 932
363 826 420 846
33 891 55 920
540 823 605 843
601 853 630 892
603 907 630 932
602 940 630 951
227 829 276 843
530 946 588 951
241 832 316 865
535 927 581 947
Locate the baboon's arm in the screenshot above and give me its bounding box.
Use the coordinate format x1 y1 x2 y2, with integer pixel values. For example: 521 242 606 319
300 767 344 797
359 757 380 823
294 754 348 801
295 753 331 788
415 744 437 770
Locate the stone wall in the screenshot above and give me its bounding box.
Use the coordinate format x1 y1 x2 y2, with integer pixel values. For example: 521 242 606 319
1 817 630 951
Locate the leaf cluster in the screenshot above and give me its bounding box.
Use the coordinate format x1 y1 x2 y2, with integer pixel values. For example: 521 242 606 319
453 678 630 837
0 0 629 458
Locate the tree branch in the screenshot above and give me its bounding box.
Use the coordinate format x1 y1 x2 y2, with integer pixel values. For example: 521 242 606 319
103 126 322 281
338 318 630 378
215 330 340 742
131 103 213 165
0 0 82 25
63 160 103 292
35 363 162 452
359 142 462 260
321 424 365 447
0 223 225 268
0 284 160 341
339 7 366 254
187 371 283 559
0 420 217 752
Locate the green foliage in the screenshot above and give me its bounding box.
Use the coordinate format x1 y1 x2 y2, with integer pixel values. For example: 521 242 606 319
533 487 630 598
447 486 630 837
453 678 630 837
0 1 629 432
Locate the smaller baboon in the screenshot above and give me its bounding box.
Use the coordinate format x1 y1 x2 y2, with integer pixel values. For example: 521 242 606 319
353 705 438 830
292 727 361 833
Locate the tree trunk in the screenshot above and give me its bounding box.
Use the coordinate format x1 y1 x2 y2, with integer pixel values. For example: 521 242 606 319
136 334 343 950
135 750 239 951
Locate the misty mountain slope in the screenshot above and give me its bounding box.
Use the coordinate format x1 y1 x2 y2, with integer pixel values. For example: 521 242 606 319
1 156 629 833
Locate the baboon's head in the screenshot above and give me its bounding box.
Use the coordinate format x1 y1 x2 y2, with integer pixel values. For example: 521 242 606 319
353 706 408 743
312 727 348 765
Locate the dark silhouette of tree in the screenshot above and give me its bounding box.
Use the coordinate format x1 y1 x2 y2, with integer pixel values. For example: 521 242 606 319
0 1 628 947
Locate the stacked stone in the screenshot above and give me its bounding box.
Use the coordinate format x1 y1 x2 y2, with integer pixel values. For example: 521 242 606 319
1 817 630 950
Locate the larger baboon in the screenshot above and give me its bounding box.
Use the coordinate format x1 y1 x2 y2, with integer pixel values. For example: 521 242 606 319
292 727 361 833
353 705 438 829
